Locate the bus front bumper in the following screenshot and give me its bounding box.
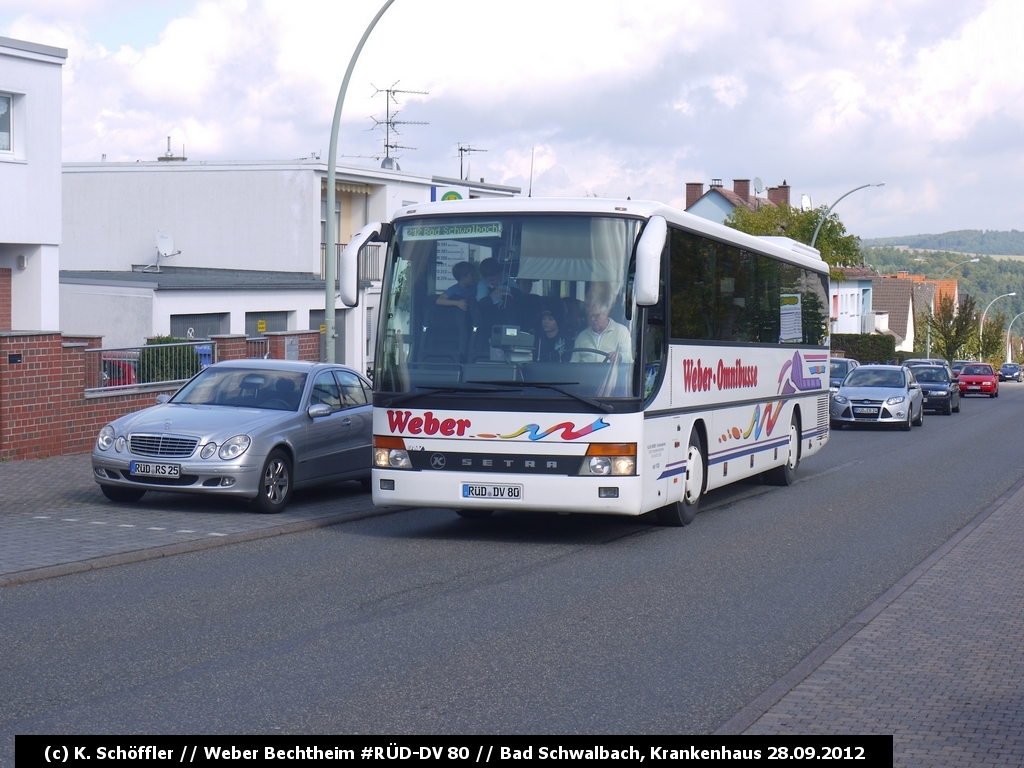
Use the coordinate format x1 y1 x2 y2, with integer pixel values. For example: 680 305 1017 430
371 470 646 516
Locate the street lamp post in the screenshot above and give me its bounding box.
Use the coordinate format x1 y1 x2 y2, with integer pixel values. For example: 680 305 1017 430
1006 311 1024 363
979 292 1017 360
323 0 396 363
809 182 885 249
926 257 979 358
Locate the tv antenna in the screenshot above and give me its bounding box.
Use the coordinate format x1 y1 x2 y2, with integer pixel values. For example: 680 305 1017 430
457 143 487 181
370 81 428 168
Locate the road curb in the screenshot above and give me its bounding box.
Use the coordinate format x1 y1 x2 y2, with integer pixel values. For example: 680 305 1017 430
0 505 403 588
713 473 1024 735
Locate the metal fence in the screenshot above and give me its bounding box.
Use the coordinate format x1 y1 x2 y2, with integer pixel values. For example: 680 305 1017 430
84 341 214 393
246 337 270 358
319 242 385 284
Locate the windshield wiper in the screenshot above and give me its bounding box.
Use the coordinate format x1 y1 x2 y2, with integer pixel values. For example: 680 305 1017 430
380 385 520 407
481 381 614 413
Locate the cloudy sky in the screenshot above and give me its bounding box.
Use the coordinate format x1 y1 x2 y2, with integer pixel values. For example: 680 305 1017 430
3 0 1022 238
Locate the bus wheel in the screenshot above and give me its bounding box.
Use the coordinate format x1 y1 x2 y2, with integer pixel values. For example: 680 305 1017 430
455 509 493 520
765 414 801 486
655 428 703 526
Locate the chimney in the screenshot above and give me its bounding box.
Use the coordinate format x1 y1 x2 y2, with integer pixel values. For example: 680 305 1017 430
767 181 791 207
685 182 704 209
733 179 750 202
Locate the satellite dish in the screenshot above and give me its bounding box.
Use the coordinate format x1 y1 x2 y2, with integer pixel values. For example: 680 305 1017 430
800 194 813 212
156 230 175 257
753 177 764 195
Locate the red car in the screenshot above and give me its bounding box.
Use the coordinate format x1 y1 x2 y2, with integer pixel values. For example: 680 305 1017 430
958 363 999 397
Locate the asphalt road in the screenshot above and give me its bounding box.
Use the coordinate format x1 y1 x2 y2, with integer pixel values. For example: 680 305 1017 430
2 384 1023 745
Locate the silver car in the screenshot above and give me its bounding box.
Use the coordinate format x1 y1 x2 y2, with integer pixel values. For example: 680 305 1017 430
829 364 924 431
92 359 372 512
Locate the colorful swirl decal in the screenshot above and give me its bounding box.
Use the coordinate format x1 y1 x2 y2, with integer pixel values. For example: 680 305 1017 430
476 417 611 441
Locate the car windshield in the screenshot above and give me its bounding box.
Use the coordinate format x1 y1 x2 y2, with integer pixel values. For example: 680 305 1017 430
830 360 850 376
1001 364 1018 371
375 213 642 400
962 365 993 376
914 367 949 383
171 368 308 410
844 368 905 388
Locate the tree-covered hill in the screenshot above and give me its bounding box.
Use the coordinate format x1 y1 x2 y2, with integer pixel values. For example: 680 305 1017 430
862 230 1024 255
862 246 1024 326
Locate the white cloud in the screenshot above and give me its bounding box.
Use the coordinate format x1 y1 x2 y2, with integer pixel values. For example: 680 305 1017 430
3 0 1024 235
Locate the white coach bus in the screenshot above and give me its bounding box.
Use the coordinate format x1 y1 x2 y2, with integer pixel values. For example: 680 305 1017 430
342 198 830 525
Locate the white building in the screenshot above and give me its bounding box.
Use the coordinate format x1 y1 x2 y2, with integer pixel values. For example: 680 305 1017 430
0 36 66 331
829 266 876 335
60 158 519 372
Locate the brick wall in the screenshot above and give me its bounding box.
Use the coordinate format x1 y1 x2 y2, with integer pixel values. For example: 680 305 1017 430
265 331 321 362
0 269 11 331
210 334 248 361
0 330 324 460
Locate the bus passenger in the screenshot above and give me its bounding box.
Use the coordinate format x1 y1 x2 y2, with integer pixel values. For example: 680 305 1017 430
571 295 633 364
436 261 477 311
535 308 572 363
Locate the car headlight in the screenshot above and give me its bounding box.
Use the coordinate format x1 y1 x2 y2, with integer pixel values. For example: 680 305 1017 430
114 436 126 453
201 443 218 459
932 390 948 397
832 394 848 405
97 425 115 451
886 395 906 405
218 435 251 460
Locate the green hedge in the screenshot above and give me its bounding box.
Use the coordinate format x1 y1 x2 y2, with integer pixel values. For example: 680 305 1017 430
830 334 896 364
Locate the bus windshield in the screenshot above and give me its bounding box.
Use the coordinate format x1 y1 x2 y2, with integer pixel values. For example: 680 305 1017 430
375 214 643 401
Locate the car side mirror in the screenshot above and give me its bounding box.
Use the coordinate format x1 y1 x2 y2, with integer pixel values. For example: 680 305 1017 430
155 393 171 404
307 403 332 418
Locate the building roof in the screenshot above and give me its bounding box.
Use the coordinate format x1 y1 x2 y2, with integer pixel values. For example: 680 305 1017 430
0 35 68 59
872 277 915 341
913 282 937 314
836 265 878 280
700 186 775 213
60 266 326 291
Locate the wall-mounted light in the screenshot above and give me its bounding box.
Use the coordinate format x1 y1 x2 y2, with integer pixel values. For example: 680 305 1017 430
16 254 26 270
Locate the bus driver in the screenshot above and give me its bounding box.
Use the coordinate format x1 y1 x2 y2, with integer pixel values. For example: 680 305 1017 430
570 294 633 364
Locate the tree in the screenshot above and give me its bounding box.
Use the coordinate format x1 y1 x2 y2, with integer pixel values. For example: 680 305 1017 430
725 203 861 273
979 308 1008 363
927 295 977 362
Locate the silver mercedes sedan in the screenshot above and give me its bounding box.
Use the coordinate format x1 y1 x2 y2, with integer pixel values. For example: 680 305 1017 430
92 359 372 512
829 364 925 431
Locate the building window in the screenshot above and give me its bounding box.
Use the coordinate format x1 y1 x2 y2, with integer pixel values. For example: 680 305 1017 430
170 313 230 339
245 311 288 337
0 94 11 152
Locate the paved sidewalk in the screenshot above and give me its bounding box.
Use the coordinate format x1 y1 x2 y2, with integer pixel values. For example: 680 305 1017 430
717 476 1024 765
0 453 392 586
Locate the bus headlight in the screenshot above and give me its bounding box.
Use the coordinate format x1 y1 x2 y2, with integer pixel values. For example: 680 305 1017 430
580 443 636 476
374 436 411 469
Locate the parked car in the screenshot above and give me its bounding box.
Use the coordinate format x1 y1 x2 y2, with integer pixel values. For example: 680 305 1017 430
830 364 925 431
958 363 999 397
903 358 949 368
998 362 1022 382
829 357 860 390
912 365 961 415
92 359 372 512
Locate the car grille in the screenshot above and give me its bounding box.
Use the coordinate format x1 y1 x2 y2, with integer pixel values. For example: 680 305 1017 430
129 434 199 458
850 398 883 420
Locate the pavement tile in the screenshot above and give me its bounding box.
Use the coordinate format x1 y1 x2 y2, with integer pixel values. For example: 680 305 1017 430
0 453 393 585
737 479 1024 766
